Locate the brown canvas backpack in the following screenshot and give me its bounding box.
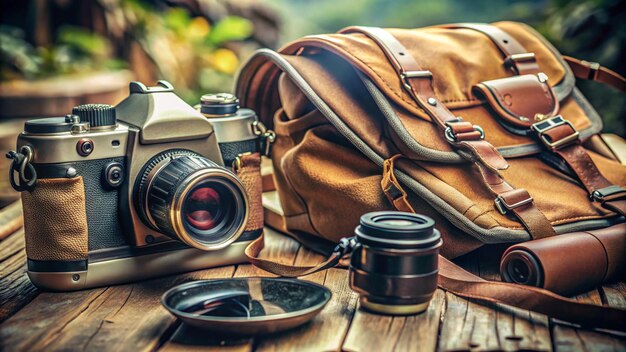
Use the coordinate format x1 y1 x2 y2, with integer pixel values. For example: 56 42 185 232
234 22 626 331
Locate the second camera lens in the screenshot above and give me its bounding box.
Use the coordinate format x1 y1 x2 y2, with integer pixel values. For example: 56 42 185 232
349 211 442 315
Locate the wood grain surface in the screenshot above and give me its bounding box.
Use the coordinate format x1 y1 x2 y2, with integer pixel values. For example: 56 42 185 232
0 199 625 352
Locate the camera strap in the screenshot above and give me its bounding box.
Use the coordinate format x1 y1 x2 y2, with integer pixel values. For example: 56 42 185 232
248 170 626 333
245 228 626 333
245 233 354 277
233 152 265 234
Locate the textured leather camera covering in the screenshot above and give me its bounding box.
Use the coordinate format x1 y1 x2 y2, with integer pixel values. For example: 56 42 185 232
22 177 88 261
235 152 264 232
220 139 258 166
79 158 126 250
34 157 127 250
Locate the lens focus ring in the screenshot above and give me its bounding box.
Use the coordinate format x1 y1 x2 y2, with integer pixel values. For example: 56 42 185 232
136 151 248 250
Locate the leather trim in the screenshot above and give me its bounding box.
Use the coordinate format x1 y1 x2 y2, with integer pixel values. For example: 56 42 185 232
474 74 559 129
497 88 603 157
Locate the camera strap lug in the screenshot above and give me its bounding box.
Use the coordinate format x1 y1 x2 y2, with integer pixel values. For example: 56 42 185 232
6 145 37 192
252 120 276 157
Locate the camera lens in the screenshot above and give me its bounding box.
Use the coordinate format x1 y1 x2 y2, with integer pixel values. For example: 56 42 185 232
180 181 242 244
349 211 442 315
136 150 249 250
184 184 225 231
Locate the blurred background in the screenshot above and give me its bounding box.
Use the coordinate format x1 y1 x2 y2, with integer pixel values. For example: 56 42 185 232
0 0 624 203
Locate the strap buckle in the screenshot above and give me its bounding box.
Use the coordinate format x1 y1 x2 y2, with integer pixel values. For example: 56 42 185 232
504 53 536 68
252 120 276 156
333 237 357 257
6 145 37 192
494 192 534 215
590 185 626 202
582 60 601 80
400 70 432 91
531 116 579 150
233 152 253 172
444 118 485 143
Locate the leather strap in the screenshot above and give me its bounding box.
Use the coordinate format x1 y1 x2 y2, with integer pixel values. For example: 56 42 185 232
245 232 350 276
564 56 626 92
441 23 541 75
475 162 554 238
381 155 416 213
339 26 508 172
234 152 265 232
456 23 626 217
340 26 554 239
552 141 626 216
382 155 555 238
438 255 626 332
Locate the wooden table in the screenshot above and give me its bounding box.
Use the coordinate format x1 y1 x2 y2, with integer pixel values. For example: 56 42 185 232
0 199 625 352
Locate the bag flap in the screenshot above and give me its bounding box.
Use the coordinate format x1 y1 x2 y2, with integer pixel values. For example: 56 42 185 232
277 21 600 156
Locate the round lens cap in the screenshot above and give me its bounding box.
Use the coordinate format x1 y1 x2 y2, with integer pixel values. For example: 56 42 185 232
161 278 331 336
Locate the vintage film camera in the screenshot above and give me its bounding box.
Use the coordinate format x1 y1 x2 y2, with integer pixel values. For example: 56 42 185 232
7 81 271 291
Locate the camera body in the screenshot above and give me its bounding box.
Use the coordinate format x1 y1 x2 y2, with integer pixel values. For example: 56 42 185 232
13 81 265 291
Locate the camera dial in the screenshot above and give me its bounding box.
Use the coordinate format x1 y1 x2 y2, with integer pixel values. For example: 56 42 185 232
200 93 239 116
72 104 117 128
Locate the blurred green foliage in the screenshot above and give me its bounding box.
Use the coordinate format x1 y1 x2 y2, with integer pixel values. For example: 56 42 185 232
0 25 123 81
0 0 254 106
122 0 253 102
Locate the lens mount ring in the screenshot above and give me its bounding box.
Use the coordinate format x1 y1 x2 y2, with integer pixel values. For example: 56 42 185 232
170 167 249 251
136 149 203 231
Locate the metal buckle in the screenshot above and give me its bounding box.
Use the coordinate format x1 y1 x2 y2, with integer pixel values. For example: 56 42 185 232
444 118 485 143
582 60 601 80
252 120 276 156
494 194 534 215
333 237 358 257
504 53 536 67
590 185 626 202
531 116 579 150
233 152 252 172
400 70 432 90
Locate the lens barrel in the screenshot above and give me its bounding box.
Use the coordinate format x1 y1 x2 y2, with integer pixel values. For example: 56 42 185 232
136 150 248 250
349 211 442 315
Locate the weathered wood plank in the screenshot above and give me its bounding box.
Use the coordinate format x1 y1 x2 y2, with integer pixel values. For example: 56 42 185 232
342 289 444 352
438 247 552 351
0 265 236 352
0 201 22 241
160 324 253 352
256 249 358 352
476 247 552 352
551 286 626 352
0 229 39 323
